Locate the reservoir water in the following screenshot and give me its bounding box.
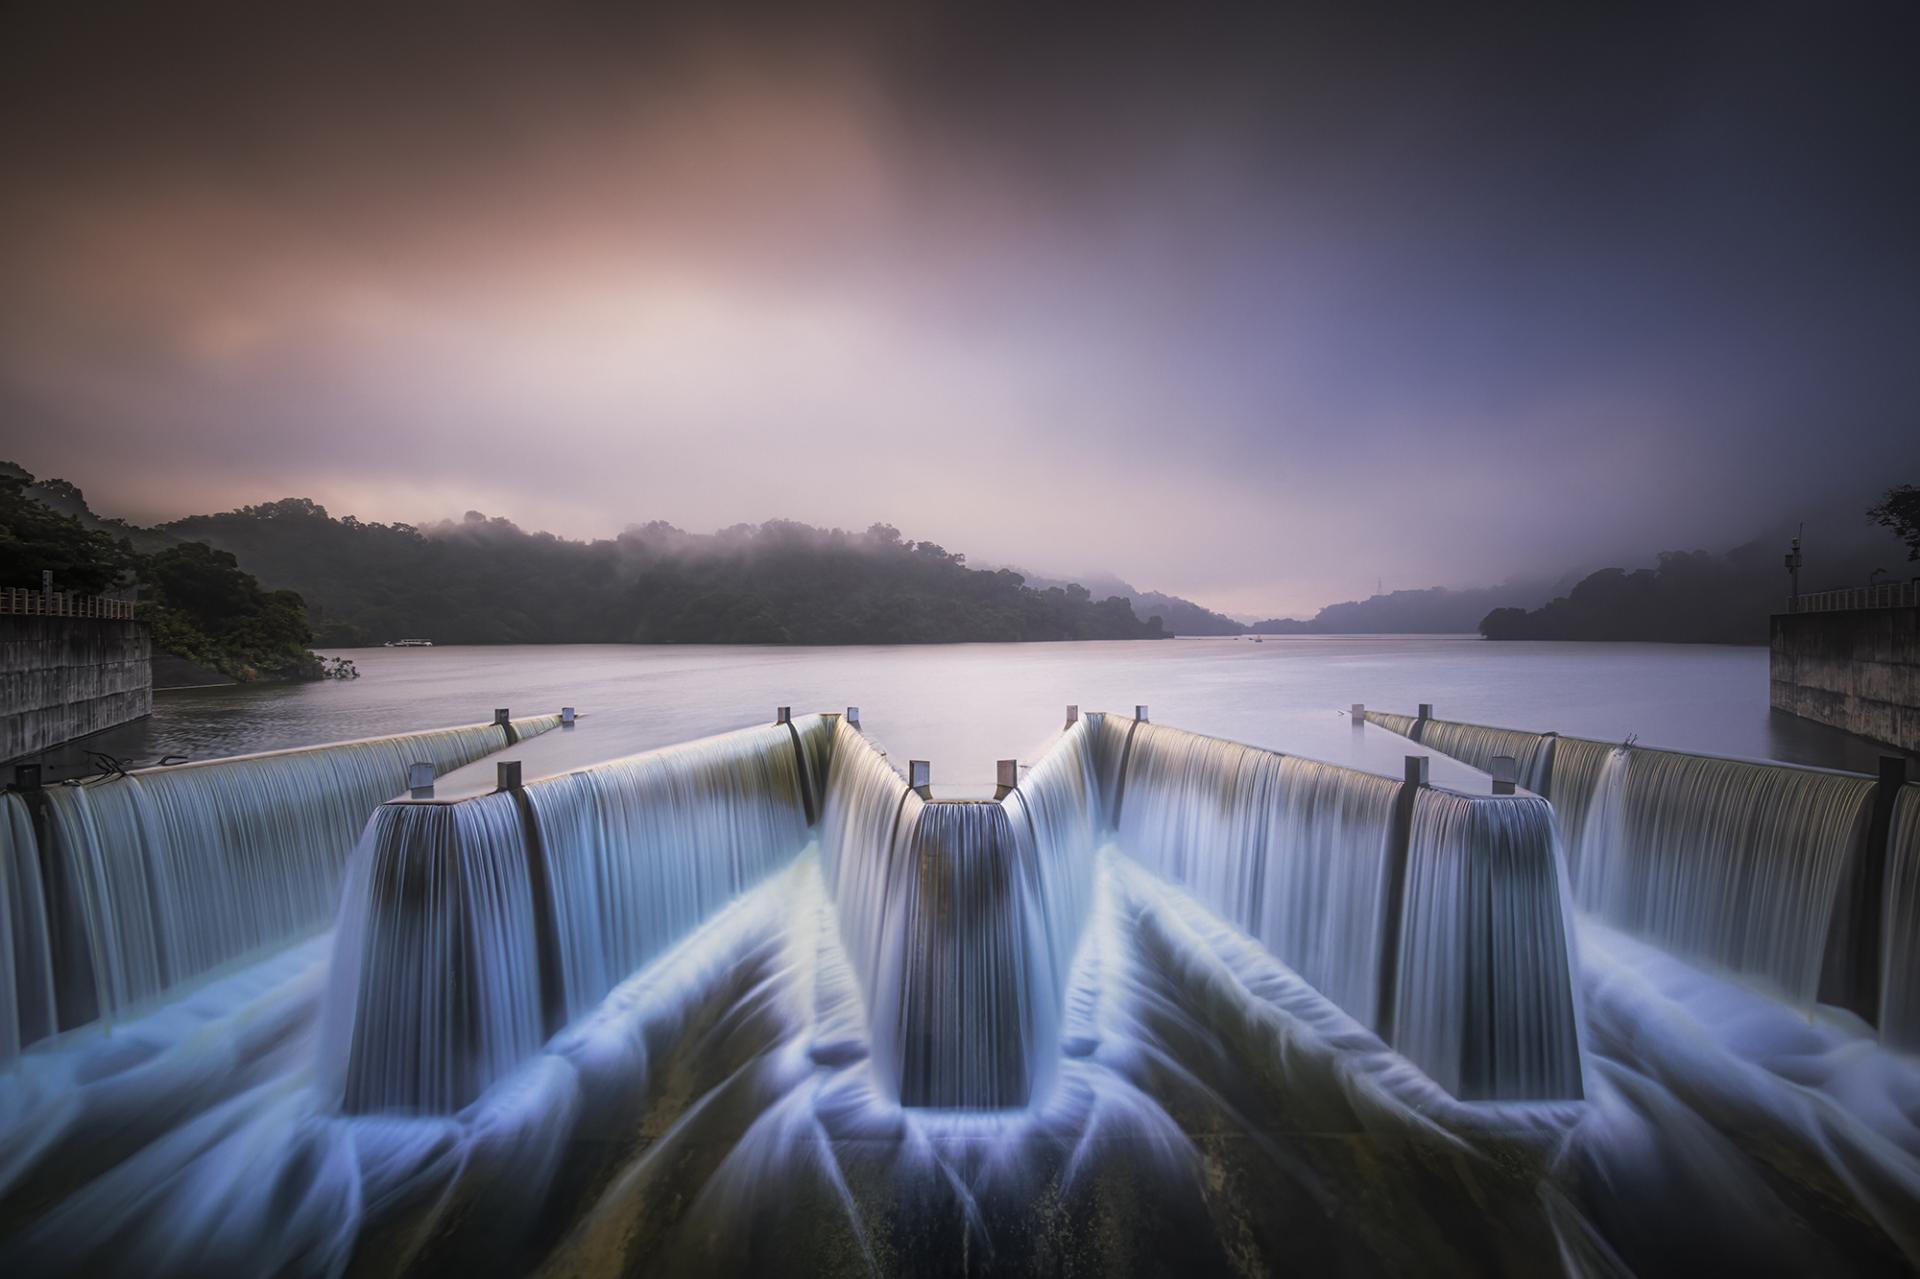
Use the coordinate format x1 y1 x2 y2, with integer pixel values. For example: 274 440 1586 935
93 636 1905 782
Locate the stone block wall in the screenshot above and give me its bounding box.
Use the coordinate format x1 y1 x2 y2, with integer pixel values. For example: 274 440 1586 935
0 616 152 761
1770 606 1919 752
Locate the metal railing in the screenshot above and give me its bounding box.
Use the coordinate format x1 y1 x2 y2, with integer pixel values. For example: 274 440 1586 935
0 587 137 620
1787 580 1919 614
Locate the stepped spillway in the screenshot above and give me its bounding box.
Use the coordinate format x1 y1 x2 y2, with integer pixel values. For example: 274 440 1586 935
326 707 1577 1111
818 717 1097 1108
1883 783 1920 1048
1580 746 1872 1005
1374 710 1904 1027
325 715 829 1113
1105 719 1401 1028
1 715 557 1067
1392 788 1580 1098
6 705 1920 1274
1101 715 1582 1100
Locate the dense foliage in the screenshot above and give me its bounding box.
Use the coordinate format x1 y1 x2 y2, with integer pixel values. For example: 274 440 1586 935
1478 548 1784 643
0 464 135 593
167 500 1167 646
1 463 320 680
138 542 321 680
1482 487 1919 644
1869 484 1920 561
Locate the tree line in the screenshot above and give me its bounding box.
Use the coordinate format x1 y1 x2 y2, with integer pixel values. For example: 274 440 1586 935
1480 485 1919 643
162 501 1166 646
0 464 319 679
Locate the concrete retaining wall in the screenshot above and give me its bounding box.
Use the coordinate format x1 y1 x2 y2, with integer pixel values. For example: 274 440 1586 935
0 616 152 762
1770 607 1920 752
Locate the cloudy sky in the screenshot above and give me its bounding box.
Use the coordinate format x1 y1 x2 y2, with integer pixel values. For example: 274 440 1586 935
3 2 1916 615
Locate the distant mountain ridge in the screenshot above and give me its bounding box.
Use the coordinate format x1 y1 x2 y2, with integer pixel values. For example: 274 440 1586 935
1016 567 1564 637
1248 580 1568 635
1010 570 1246 635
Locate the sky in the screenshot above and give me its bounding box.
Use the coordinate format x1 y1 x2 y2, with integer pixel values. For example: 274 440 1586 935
3 2 1917 617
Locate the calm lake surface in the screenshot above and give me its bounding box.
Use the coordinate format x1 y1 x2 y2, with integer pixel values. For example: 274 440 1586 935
81 636 1906 783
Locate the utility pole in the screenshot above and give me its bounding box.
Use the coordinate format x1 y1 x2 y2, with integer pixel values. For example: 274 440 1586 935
1783 526 1803 608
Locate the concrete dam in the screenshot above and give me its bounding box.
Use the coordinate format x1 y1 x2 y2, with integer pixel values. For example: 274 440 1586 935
1 703 1917 1274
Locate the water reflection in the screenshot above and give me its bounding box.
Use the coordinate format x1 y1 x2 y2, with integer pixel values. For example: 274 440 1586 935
45 638 1915 783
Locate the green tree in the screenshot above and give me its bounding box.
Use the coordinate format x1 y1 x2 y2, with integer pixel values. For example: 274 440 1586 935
1867 484 1920 561
139 541 320 679
0 465 135 593
4 461 327 679
166 500 1172 646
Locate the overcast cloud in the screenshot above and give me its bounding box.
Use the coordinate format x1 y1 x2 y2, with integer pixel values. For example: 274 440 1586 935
3 2 1916 615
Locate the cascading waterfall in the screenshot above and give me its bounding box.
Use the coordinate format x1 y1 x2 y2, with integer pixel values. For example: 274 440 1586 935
1379 710 1920 1043
1574 748 1873 1004
18 708 1920 1275
817 718 1097 1108
1391 789 1581 1100
814 718 919 1067
1106 720 1581 1099
1406 720 1555 794
893 801 1038 1106
1112 723 1401 1027
1082 710 1135 819
1543 735 1617 863
1364 710 1420 739
328 797 539 1114
529 719 827 1022
1003 726 1099 1031
0 716 555 1067
1 795 54 1067
1567 744 1629 903
1882 784 1920 1049
1364 716 1622 854
326 716 826 1113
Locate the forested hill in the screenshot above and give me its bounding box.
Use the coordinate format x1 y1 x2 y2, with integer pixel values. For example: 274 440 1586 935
1245 580 1563 635
1479 486 1918 644
1479 540 1889 644
1 463 319 680
1011 570 1245 636
166 500 1167 646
